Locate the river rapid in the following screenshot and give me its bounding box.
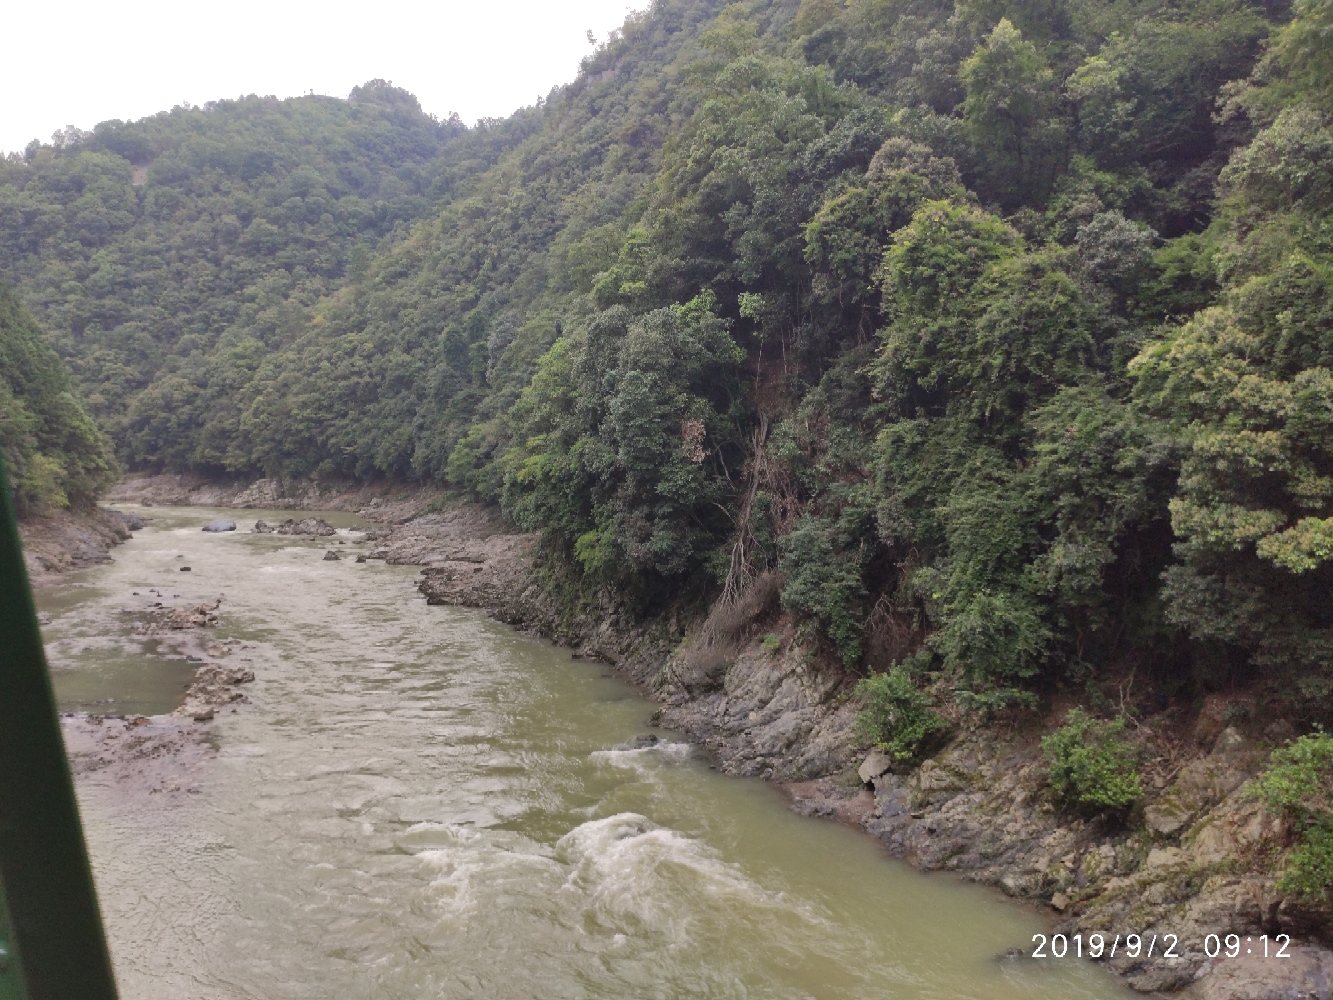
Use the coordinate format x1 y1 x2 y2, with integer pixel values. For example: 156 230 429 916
39 506 1131 1000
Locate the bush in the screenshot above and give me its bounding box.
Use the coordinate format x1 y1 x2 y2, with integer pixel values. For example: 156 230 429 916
780 510 873 666
854 665 949 763
1042 708 1143 813
1257 733 1333 901
1280 823 1333 902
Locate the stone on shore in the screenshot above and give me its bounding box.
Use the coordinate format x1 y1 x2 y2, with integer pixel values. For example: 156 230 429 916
118 511 149 530
323 550 341 561
859 750 894 784
202 519 236 532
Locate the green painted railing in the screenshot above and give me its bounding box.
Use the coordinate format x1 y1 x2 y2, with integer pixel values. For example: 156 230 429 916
0 457 119 1000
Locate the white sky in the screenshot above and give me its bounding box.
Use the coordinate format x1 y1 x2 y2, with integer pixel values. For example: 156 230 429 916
3 1 643 154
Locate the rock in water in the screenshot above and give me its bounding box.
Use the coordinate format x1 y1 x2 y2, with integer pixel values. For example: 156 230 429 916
251 520 275 534
323 550 341 561
115 511 149 531
276 517 337 537
203 519 236 532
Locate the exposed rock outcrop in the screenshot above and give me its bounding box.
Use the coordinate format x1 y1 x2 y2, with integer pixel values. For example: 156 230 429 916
276 517 336 537
130 599 221 633
18 506 144 585
173 662 256 721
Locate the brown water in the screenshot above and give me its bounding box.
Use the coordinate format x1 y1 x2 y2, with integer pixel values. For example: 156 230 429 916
40 505 1131 1000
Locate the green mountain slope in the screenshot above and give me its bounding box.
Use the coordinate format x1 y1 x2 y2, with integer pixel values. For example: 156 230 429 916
0 285 115 516
0 80 463 467
8 0 1333 715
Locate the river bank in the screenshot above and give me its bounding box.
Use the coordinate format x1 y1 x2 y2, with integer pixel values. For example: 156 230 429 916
41 501 1131 1000
94 475 1333 997
18 505 147 586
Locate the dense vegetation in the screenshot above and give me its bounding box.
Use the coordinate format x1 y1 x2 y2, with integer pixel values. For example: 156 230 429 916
1259 732 1333 898
0 286 115 516
6 0 1333 723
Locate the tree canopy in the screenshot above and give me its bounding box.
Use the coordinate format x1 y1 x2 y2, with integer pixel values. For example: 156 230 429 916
8 0 1333 706
0 285 115 515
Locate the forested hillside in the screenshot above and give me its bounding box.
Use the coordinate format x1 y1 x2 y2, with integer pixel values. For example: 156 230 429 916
0 80 463 468
6 0 1333 719
0 286 115 516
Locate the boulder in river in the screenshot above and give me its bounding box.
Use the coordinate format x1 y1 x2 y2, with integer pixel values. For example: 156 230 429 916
323 550 341 561
251 520 275 534
203 519 237 532
113 511 149 531
133 599 220 633
276 517 336 537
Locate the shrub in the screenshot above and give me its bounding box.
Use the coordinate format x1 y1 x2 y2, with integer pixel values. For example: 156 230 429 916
779 510 873 667
1257 733 1333 901
854 665 949 763
1042 708 1143 813
1280 823 1333 902
762 632 781 653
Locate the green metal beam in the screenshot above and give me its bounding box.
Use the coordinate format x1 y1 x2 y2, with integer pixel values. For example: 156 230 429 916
0 881 27 1000
0 457 119 1000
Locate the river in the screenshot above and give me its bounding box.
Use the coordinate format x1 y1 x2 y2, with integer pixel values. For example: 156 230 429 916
39 506 1130 999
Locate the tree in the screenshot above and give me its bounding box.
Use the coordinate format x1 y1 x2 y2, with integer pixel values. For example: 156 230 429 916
959 19 1067 209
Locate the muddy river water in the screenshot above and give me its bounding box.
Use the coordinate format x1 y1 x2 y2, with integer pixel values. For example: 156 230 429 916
39 506 1130 999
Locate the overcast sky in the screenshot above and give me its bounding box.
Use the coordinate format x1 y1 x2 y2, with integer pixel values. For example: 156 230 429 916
3 1 642 154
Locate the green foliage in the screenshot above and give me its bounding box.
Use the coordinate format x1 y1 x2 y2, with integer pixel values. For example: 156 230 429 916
1260 732 1333 822
1131 97 1333 670
959 20 1066 208
762 632 781 652
780 508 873 665
3 0 1327 709
1279 823 1333 902
0 286 115 516
1258 733 1333 900
502 293 745 585
854 665 949 763
0 83 459 474
1042 708 1144 813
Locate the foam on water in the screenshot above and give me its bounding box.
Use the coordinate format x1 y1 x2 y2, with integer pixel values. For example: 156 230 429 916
554 812 830 950
588 740 692 769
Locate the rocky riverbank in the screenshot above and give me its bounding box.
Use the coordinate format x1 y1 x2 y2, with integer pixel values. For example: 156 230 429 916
104 473 445 520
18 505 147 586
93 474 1333 997
60 594 260 797
402 502 1333 999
